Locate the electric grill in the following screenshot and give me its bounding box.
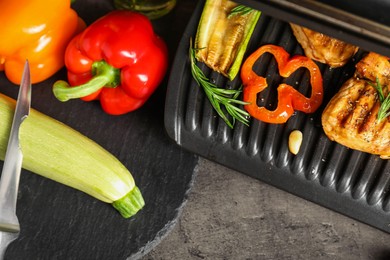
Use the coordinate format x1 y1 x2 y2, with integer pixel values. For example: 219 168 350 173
237 0 390 56
165 0 390 233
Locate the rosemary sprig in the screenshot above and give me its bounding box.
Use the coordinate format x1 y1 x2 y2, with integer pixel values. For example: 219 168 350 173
228 5 254 18
368 77 390 121
189 40 250 128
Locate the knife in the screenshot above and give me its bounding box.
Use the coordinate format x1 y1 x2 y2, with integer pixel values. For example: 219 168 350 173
0 60 31 258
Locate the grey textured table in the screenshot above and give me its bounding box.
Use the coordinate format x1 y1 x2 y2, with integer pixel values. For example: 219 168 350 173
144 157 390 260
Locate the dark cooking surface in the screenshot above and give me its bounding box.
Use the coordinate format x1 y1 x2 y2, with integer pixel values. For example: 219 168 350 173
236 0 390 57
317 0 390 25
2 1 198 259
165 0 390 233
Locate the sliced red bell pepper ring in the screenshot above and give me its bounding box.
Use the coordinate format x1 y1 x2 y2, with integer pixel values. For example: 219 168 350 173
241 44 323 124
53 10 168 115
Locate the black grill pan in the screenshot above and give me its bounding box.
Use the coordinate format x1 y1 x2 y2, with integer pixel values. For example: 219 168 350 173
236 0 390 57
164 0 390 233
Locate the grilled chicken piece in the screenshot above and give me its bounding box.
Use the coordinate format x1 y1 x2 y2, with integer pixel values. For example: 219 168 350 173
290 23 359 68
322 52 390 159
355 52 390 86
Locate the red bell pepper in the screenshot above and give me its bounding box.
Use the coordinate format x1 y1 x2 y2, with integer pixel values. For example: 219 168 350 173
241 44 323 124
53 10 168 115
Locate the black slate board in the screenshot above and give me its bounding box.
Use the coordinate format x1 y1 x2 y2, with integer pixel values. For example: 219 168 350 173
164 0 390 234
1 1 198 259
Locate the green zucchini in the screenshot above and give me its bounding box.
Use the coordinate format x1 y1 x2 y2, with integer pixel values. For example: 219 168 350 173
194 0 261 80
0 93 144 218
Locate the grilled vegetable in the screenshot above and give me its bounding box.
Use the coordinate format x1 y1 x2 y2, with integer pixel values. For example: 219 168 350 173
241 44 323 124
194 0 261 80
190 40 250 128
0 93 144 218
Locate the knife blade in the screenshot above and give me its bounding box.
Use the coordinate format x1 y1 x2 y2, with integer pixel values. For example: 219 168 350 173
0 60 31 232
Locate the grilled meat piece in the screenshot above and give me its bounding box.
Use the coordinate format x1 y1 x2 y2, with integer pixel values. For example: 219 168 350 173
322 52 390 159
290 23 359 68
355 52 390 86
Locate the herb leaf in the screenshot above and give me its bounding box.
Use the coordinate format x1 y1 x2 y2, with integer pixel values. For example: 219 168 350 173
368 77 390 121
228 5 254 18
189 40 250 128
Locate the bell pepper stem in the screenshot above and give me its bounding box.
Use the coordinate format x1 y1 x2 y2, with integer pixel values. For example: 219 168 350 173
53 60 120 102
53 76 108 101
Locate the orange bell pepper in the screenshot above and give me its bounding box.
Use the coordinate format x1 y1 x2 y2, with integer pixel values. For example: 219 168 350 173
241 44 323 124
0 0 85 84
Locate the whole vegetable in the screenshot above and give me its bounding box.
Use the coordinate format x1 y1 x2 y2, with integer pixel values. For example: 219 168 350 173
0 0 85 84
0 93 144 218
53 10 168 115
